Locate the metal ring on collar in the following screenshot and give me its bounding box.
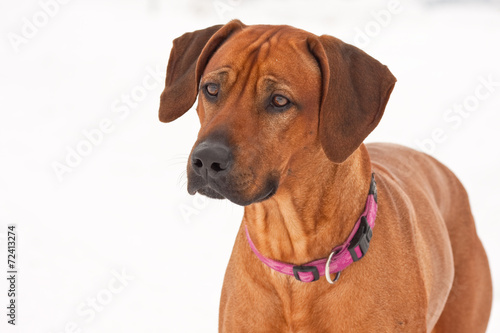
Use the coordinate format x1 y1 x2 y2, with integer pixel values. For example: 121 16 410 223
325 250 341 284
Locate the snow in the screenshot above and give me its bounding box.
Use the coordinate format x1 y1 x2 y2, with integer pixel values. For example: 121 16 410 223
0 0 499 331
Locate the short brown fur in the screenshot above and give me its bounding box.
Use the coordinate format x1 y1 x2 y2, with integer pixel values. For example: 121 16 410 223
159 20 492 332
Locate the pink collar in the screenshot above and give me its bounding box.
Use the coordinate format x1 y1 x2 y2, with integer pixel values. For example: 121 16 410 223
245 174 378 283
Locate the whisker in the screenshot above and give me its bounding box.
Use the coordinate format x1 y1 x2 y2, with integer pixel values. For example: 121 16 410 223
177 171 187 188
167 155 189 167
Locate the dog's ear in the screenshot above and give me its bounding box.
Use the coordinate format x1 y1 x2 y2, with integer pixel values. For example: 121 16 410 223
308 35 396 163
159 20 245 123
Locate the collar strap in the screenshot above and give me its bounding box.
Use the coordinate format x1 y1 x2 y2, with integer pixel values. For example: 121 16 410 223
245 173 378 283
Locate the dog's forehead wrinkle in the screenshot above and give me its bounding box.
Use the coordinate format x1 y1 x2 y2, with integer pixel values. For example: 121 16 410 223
220 26 290 64
208 30 316 88
201 67 232 83
204 66 231 76
259 75 290 88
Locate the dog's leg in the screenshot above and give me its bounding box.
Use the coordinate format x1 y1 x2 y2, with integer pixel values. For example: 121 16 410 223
432 181 492 332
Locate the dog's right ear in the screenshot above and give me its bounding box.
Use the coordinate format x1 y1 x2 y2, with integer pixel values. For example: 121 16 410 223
159 20 245 123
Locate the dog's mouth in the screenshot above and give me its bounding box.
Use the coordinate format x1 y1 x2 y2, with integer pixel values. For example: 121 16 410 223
254 185 277 203
194 186 225 200
187 173 279 206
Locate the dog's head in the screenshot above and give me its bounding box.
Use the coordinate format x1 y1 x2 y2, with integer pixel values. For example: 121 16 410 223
159 20 396 206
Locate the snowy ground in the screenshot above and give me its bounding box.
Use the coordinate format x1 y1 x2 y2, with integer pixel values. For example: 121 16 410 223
0 0 499 332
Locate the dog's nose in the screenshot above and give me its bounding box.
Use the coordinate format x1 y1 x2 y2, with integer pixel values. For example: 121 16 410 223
191 142 232 179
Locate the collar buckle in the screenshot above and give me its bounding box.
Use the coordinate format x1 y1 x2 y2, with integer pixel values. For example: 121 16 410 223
292 265 320 282
348 216 373 262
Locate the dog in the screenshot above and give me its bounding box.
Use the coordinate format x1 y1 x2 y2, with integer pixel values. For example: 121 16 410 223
159 20 492 332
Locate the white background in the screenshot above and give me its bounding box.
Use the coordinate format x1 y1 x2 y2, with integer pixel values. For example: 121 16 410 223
1 0 499 332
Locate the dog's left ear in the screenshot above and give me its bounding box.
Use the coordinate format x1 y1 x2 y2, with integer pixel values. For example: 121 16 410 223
308 35 396 163
159 20 246 123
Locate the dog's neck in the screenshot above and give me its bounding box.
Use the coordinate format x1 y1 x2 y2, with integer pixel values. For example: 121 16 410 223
244 144 373 265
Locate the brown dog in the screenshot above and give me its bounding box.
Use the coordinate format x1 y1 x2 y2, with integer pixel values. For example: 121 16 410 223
159 20 492 332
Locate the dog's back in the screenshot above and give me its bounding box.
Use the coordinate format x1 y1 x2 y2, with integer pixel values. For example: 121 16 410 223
368 142 492 332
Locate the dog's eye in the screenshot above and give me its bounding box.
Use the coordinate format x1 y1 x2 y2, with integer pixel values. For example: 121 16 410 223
271 95 290 108
205 83 219 97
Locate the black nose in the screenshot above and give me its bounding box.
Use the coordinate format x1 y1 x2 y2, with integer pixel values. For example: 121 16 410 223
191 141 232 179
